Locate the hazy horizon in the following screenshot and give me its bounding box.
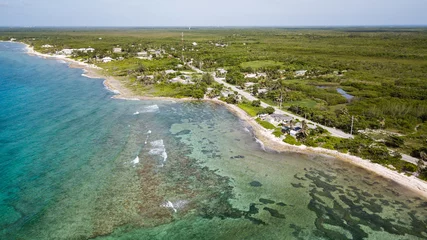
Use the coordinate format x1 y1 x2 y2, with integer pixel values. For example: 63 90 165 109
0 0 426 27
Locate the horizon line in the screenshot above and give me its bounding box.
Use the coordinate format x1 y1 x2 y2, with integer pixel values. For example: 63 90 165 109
1 25 427 29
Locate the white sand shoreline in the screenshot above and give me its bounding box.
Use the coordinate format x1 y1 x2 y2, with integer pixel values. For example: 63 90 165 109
10 41 427 199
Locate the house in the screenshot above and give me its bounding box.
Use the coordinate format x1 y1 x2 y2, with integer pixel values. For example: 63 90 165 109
245 73 257 79
164 69 176 75
59 49 74 55
10 38 16 42
102 57 113 63
257 73 267 78
217 68 227 74
41 44 53 48
192 42 198 46
86 48 95 52
215 43 228 47
244 82 256 88
263 114 293 126
258 88 268 94
113 47 122 53
295 70 307 77
137 51 148 56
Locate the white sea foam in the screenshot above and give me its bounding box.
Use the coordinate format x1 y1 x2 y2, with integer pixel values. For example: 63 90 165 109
161 201 177 212
244 127 250 133
141 105 159 113
149 139 168 163
255 137 266 151
133 111 140 115
161 200 188 212
57 60 66 64
132 156 140 166
147 130 152 134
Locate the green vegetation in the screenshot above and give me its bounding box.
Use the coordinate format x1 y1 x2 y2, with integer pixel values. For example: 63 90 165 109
255 118 276 130
283 135 301 146
3 27 426 177
237 102 263 117
240 60 283 70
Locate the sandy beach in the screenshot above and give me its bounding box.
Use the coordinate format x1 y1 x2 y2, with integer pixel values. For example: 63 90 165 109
22 42 427 199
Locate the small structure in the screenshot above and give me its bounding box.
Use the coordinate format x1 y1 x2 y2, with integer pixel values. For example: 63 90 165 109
137 51 148 57
215 43 228 47
102 57 113 63
164 69 176 75
59 49 74 55
217 68 227 74
244 82 256 88
113 47 122 53
295 70 307 77
192 42 198 46
41 44 53 48
245 73 257 79
258 88 268 94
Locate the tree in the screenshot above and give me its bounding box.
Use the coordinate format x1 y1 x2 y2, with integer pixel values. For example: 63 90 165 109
265 106 275 114
201 73 214 85
297 120 309 139
252 100 261 107
252 85 259 96
226 70 244 85
192 89 205 99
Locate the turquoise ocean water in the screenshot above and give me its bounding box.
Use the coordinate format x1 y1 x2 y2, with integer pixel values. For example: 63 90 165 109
0 42 426 239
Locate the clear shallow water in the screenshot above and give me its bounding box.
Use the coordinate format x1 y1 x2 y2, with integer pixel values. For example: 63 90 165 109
0 42 426 240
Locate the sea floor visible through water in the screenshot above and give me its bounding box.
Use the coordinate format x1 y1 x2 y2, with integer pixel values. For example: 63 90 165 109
0 42 426 240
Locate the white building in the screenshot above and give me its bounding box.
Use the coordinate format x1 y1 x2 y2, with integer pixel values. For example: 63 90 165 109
192 42 198 46
102 57 113 63
295 70 307 77
164 69 176 74
41 44 53 48
60 49 74 55
217 68 227 74
113 47 122 53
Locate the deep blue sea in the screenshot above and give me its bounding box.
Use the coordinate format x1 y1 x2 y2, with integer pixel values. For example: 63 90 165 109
0 42 426 239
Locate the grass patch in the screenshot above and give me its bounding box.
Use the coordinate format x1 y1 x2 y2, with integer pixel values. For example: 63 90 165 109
238 102 263 117
283 135 301 146
273 128 283 137
256 118 276 130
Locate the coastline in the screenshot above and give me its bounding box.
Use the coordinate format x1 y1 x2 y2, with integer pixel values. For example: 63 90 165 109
17 41 427 199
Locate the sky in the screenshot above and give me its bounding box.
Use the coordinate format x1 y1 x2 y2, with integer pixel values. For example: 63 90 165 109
0 0 426 27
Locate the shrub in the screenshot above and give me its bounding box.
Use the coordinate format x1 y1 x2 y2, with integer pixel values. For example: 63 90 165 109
252 100 261 107
265 106 275 114
402 163 417 172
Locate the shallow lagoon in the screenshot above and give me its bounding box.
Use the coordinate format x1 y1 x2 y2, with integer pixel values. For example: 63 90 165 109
0 42 426 239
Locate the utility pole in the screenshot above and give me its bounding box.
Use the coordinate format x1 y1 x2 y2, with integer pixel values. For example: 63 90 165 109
350 115 354 135
181 32 184 63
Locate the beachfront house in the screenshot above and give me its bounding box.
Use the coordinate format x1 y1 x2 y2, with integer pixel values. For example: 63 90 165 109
59 49 74 55
263 114 293 126
113 47 122 53
102 57 113 63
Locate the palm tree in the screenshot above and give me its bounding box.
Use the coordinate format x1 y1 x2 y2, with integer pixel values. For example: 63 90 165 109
300 120 309 138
